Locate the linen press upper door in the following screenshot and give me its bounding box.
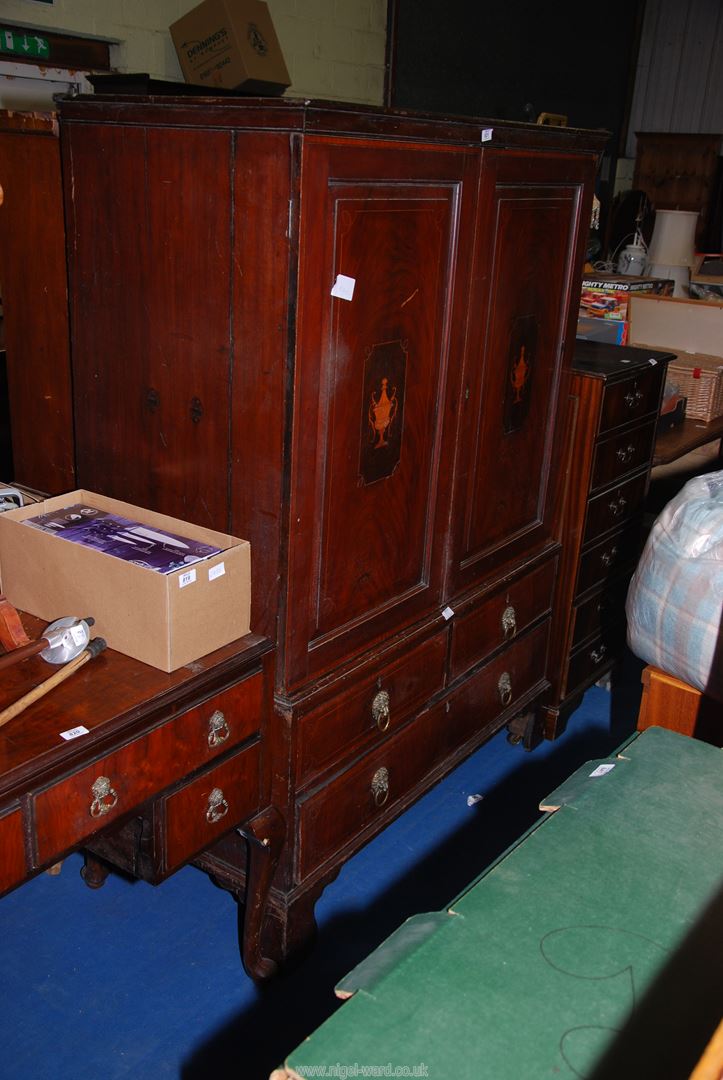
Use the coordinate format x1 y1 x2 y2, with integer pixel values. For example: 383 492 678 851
448 150 595 596
283 136 479 689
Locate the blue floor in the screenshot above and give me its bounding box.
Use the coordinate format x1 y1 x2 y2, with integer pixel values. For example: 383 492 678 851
0 657 643 1079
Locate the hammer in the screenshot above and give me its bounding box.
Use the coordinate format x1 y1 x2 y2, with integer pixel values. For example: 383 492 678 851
0 636 107 730
0 616 95 673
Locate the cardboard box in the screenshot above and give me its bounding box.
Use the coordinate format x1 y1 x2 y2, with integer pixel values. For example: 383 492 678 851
629 295 723 421
0 490 251 672
580 273 673 322
170 0 290 95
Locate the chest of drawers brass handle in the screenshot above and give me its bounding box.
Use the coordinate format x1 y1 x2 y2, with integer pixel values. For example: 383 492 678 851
600 546 618 567
623 388 643 409
371 690 391 732
207 709 230 747
616 445 636 464
608 495 627 517
498 672 513 707
205 787 229 824
89 776 118 818
371 767 390 807
590 644 607 664
501 605 517 640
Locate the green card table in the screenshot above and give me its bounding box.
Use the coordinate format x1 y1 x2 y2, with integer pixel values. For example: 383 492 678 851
274 727 723 1079
0 614 281 979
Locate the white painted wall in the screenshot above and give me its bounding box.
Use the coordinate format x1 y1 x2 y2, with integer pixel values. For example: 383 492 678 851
0 0 387 104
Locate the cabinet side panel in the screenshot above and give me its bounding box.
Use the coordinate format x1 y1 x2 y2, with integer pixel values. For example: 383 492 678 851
0 123 74 492
66 123 233 529
230 132 292 640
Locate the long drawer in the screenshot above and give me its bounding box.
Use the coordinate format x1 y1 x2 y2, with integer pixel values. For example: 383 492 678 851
295 620 549 883
296 629 447 786
33 674 264 863
0 806 25 895
445 620 550 753
295 702 448 881
450 559 554 680
162 741 260 873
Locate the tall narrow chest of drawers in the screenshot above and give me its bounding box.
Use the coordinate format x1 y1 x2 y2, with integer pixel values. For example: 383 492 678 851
542 340 673 735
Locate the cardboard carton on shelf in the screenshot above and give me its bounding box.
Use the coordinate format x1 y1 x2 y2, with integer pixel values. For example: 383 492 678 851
580 272 674 322
0 490 251 672
170 0 290 95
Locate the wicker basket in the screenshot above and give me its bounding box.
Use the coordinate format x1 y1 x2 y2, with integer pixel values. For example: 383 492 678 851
666 354 723 422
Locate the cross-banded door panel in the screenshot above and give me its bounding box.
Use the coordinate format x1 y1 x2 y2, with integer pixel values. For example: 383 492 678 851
284 137 479 689
449 151 594 594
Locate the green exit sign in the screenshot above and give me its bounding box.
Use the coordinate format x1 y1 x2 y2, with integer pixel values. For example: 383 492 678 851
1 28 50 59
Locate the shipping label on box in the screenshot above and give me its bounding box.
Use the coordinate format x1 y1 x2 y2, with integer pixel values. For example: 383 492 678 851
170 0 290 94
0 490 251 672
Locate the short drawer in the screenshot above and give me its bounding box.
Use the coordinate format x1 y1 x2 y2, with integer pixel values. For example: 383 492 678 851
296 630 447 786
576 523 641 597
583 472 648 546
599 367 664 434
571 579 631 651
590 419 657 493
0 806 26 894
446 619 550 754
450 559 555 680
567 625 626 696
296 703 448 881
162 741 260 872
33 673 264 863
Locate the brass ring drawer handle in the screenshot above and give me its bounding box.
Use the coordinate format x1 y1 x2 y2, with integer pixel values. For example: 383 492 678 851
591 645 607 664
371 767 390 808
608 495 627 517
501 605 517 640
207 709 230 747
371 690 391 732
498 672 513 707
623 388 643 408
616 444 636 463
205 787 229 824
89 776 118 818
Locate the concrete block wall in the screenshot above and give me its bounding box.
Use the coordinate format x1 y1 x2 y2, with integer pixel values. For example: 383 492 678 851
1 0 388 105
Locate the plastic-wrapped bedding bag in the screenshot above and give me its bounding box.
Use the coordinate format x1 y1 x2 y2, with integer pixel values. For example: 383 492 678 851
626 469 723 701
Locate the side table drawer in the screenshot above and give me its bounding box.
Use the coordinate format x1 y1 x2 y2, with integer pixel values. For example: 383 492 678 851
567 624 627 695
162 741 260 872
0 806 26 894
33 673 264 863
297 630 447 786
450 559 554 680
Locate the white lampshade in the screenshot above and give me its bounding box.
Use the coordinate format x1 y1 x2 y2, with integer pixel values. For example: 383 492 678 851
646 209 698 268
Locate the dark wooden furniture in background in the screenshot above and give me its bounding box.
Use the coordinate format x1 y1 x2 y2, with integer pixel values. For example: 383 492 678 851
0 111 74 494
58 95 604 966
542 340 671 736
653 412 723 468
0 616 279 979
634 132 722 248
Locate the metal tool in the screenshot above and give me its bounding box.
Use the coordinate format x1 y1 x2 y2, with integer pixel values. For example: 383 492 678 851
0 616 95 673
0 637 107 730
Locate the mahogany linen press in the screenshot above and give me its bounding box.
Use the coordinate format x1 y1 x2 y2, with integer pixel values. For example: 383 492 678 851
57 95 604 969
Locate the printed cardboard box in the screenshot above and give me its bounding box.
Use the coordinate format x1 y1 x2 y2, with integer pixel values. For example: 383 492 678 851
170 0 290 94
0 490 251 671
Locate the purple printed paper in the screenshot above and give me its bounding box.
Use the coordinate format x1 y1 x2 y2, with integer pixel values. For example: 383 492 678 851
23 504 222 574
